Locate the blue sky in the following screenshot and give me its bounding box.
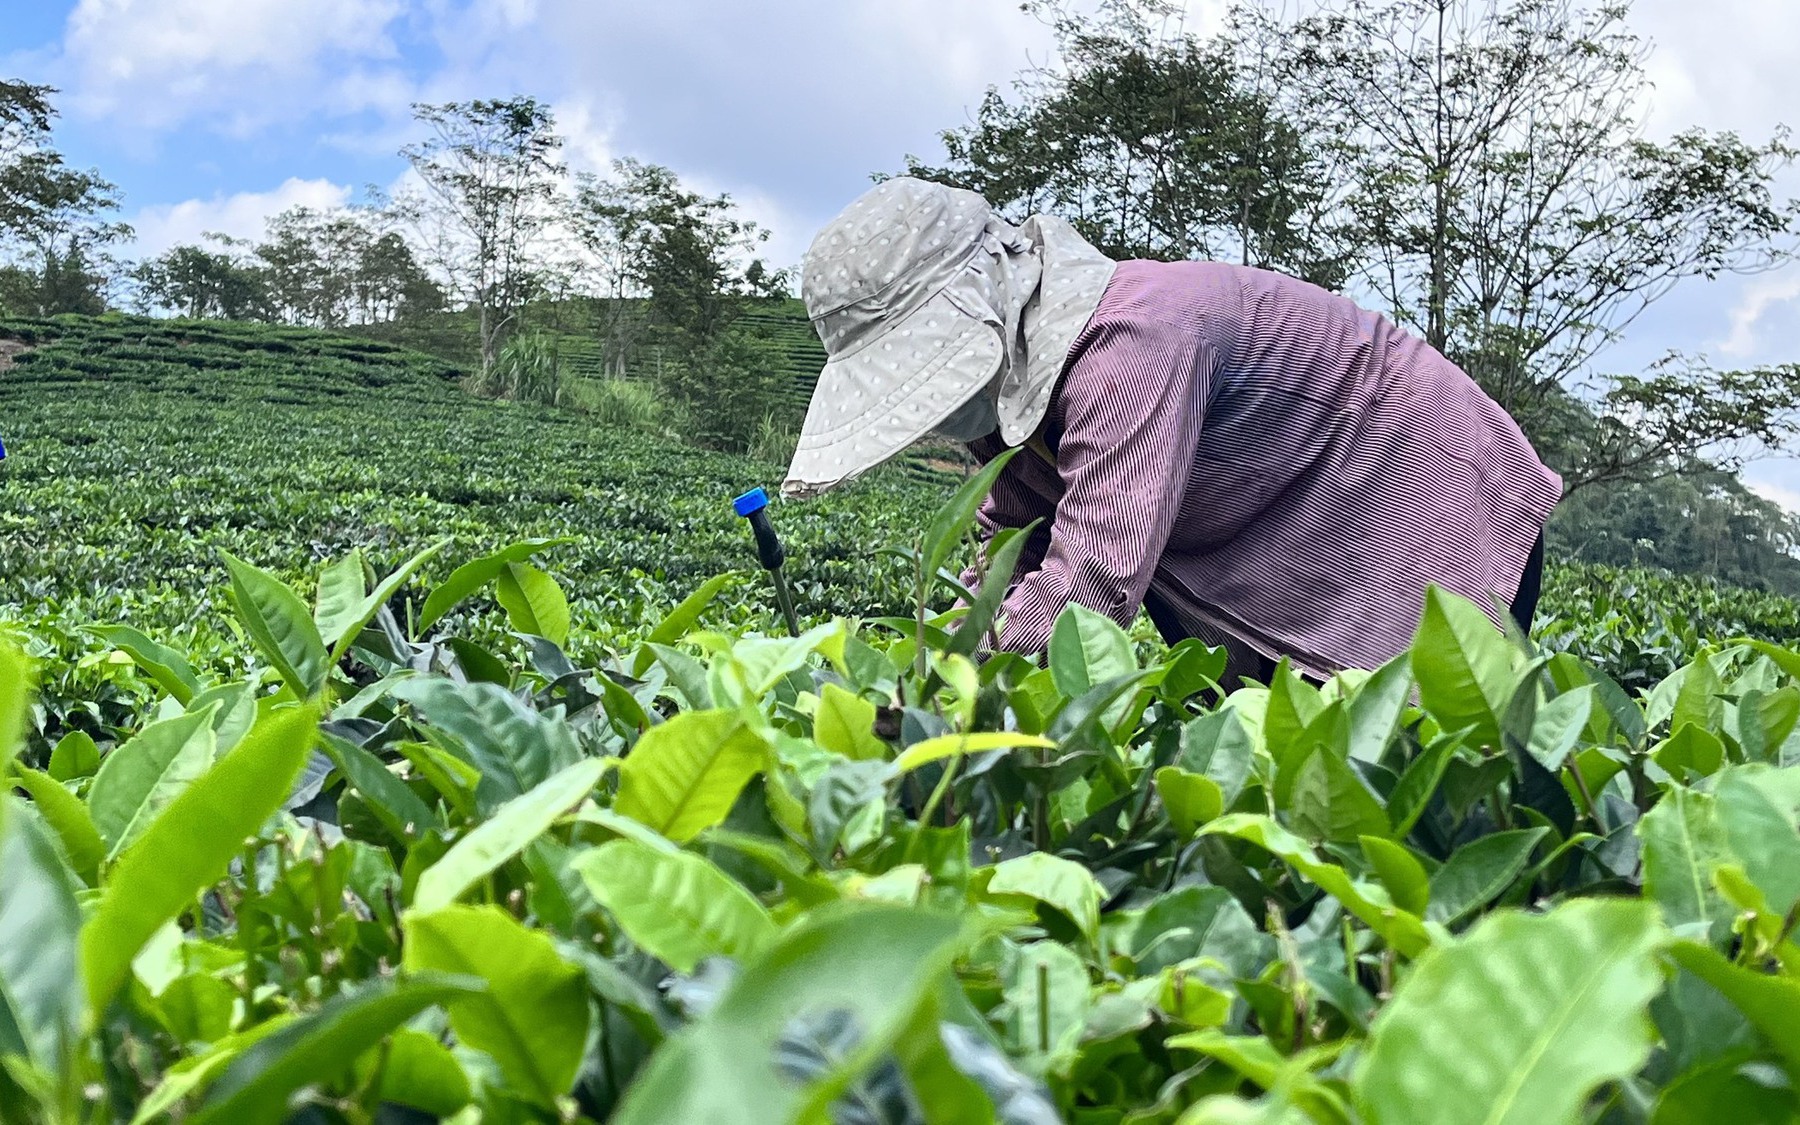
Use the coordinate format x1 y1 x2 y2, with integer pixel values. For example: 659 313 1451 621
7 0 1800 504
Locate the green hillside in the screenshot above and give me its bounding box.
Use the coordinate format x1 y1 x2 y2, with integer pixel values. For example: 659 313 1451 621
0 314 944 685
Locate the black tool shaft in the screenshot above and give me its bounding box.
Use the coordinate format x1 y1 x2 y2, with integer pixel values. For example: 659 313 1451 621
747 509 786 572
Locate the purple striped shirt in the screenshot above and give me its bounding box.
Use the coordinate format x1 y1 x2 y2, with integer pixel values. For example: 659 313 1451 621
965 259 1562 680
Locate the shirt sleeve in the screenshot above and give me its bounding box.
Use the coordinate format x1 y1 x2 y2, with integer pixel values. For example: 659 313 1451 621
990 315 1214 654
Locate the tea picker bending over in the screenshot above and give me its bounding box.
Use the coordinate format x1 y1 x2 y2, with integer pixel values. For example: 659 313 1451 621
782 178 1559 686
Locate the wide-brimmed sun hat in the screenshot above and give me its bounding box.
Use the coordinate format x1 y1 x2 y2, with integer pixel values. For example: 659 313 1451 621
782 177 1115 497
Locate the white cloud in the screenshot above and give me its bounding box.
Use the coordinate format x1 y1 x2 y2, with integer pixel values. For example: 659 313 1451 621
1746 462 1800 515
551 97 617 178
1719 269 1800 360
59 0 406 132
1632 0 1800 138
127 177 353 257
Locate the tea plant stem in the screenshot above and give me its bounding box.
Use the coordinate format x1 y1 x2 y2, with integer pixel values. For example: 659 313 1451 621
1037 960 1051 1055
913 547 928 681
1564 758 1600 825
905 755 962 863
969 527 1000 652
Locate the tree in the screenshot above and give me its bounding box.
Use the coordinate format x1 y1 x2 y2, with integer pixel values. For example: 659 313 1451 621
0 82 130 315
902 0 1356 285
254 205 440 328
1250 0 1800 488
395 97 564 377
568 159 789 449
131 240 271 320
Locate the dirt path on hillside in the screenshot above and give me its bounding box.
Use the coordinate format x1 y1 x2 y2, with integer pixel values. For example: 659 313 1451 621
0 338 28 372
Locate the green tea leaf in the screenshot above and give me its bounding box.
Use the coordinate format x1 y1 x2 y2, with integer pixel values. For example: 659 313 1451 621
1200 814 1432 958
611 904 966 1125
1654 724 1728 782
190 976 479 1125
325 539 449 663
495 561 571 645
87 707 217 859
1425 828 1547 926
13 766 105 886
893 730 1056 772
1176 708 1257 805
1357 898 1666 1125
318 732 439 844
0 800 84 1071
1666 940 1800 1082
1347 655 1414 764
392 677 582 808
1360 836 1430 917
1156 766 1224 839
1264 662 1325 770
921 448 1017 583
1106 885 1272 978
360 1028 474 1117
1638 785 1733 938
989 852 1104 946
0 641 32 776
412 756 610 913
85 625 200 705
403 905 590 1108
1650 1054 1798 1125
312 549 366 650
1050 602 1137 700
1713 766 1800 917
634 572 737 675
48 730 100 781
222 551 330 698
1287 745 1389 844
947 522 1039 658
1412 585 1516 751
614 708 771 843
417 537 573 633
575 838 778 972
814 681 887 761
1527 685 1594 770
1001 939 1090 1071
82 705 319 1016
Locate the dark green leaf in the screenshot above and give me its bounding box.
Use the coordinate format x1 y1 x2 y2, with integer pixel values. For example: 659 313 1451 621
85 625 200 705
417 537 573 633
191 976 479 1125
222 550 330 698
1425 828 1548 926
495 561 571 646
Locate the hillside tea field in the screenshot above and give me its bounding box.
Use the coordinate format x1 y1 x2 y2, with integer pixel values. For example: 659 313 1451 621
6 316 1800 1123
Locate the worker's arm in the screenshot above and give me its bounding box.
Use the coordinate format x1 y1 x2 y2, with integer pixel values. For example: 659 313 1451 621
988 315 1213 654
957 445 1056 596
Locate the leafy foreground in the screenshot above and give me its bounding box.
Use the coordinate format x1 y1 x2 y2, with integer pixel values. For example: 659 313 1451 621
5 458 1800 1124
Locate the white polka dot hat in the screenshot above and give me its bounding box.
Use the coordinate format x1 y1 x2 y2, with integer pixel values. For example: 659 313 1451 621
782 177 1115 497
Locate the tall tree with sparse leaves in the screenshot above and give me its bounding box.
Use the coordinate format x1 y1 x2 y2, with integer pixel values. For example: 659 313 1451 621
568 159 789 449
395 97 564 377
0 81 130 316
904 0 1356 286
1250 0 1800 489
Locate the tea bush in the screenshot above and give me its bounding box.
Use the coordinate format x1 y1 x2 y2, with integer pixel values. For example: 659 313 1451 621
4 454 1800 1123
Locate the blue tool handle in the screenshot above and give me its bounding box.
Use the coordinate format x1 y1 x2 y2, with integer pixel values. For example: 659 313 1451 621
733 487 786 572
